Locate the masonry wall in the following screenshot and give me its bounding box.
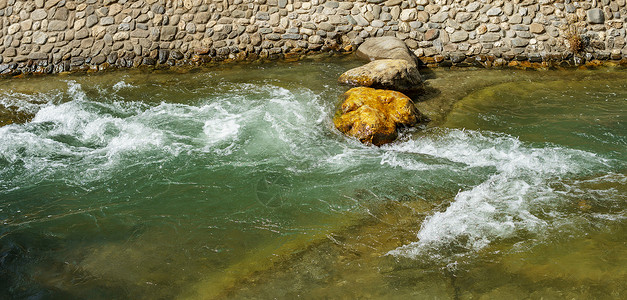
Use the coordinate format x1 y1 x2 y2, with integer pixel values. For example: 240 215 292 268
1 0 626 75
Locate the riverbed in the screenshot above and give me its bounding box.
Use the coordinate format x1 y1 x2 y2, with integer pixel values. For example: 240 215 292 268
1 59 625 299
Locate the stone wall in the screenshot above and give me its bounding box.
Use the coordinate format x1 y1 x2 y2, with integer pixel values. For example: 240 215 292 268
1 0 626 75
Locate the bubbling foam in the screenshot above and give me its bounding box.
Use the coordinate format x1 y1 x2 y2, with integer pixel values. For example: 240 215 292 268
386 129 610 260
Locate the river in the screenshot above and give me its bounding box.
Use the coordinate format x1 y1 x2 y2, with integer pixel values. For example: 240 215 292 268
1 58 625 299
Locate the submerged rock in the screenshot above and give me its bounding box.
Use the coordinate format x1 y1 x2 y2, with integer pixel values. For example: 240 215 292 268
338 59 423 93
334 87 424 146
356 36 418 66
0 105 33 126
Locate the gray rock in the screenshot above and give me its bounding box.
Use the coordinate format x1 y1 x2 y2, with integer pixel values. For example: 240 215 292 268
517 31 533 38
509 14 522 24
346 15 357 25
325 1 339 8
32 32 48 45
113 32 129 41
142 57 156 65
266 33 281 40
503 3 513 15
372 5 381 19
400 9 417 21
450 52 466 63
282 33 301 40
53 7 68 20
158 49 169 64
467 2 481 12
185 22 196 34
338 59 423 92
353 15 369 26
257 12 270 20
486 7 502 16
318 22 335 31
511 38 529 47
385 0 402 6
308 35 322 44
92 55 106 65
380 13 392 22
430 13 448 23
512 24 529 31
456 12 472 23
161 27 177 41
450 31 468 43
118 23 131 31
170 50 184 60
151 4 165 14
86 15 99 28
8 24 20 35
356 36 418 66
31 9 47 21
371 20 385 28
28 52 48 60
587 9 605 24
409 21 423 29
100 16 114 25
461 21 479 31
480 33 500 42
48 20 67 31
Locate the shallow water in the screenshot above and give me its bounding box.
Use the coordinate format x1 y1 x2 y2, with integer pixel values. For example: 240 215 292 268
0 60 625 299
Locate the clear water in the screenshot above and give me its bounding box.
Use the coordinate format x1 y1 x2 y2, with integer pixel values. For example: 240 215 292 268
0 60 625 299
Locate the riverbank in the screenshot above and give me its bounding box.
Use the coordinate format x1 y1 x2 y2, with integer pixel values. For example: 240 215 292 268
1 0 626 77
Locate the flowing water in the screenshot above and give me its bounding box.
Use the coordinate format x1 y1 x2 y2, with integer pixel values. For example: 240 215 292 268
0 59 625 299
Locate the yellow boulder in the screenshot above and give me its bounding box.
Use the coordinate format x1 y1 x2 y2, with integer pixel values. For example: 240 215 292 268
334 87 423 146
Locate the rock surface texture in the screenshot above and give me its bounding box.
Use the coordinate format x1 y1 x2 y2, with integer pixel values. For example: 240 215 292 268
355 36 419 66
0 0 626 76
338 59 423 92
334 87 422 146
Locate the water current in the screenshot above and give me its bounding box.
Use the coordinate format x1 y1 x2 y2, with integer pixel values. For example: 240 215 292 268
1 59 625 299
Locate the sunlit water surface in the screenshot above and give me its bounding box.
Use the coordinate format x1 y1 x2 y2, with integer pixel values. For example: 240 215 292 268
1 60 625 299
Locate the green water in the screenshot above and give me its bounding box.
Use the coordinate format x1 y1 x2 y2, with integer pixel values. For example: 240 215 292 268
0 60 625 299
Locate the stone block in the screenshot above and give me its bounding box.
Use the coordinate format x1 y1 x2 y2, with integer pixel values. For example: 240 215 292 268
8 24 20 35
430 12 447 23
87 15 99 28
511 38 529 47
161 27 177 41
400 9 417 22
28 52 48 60
486 7 502 16
75 29 89 39
100 17 115 26
425 29 439 40
31 9 47 21
113 32 129 41
480 33 500 42
32 32 48 45
529 23 544 34
587 9 604 24
450 31 468 43
48 20 67 31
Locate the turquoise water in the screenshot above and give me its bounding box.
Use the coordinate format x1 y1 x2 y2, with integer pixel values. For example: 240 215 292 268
0 62 625 299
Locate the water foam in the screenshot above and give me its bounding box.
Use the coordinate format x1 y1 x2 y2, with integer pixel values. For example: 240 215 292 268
0 80 341 188
386 129 610 259
112 80 136 91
